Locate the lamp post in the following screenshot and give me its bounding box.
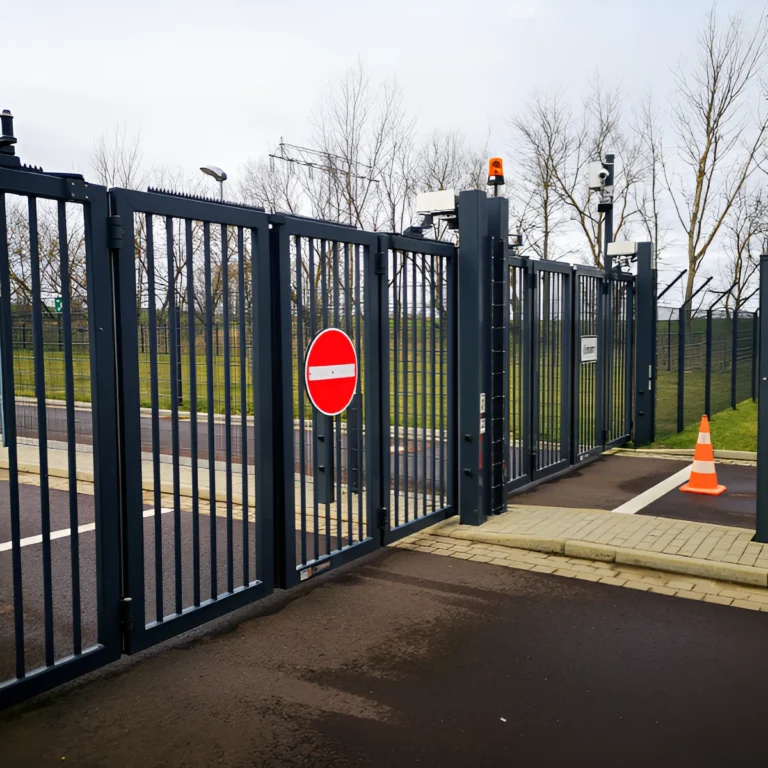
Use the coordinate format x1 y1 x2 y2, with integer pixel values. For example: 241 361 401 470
200 164 227 201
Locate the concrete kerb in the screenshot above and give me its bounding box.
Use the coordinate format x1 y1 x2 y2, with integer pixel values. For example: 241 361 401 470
617 447 757 463
431 518 768 589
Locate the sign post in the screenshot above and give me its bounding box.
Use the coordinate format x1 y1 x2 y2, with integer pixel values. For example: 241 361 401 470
304 328 358 505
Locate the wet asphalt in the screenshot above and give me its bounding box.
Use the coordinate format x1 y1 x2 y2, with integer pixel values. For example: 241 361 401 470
2 548 768 768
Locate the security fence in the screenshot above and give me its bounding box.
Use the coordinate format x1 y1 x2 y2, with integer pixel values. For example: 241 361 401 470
654 302 758 438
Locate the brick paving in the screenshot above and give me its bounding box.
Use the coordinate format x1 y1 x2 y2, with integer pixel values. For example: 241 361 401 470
471 504 768 570
393 526 768 612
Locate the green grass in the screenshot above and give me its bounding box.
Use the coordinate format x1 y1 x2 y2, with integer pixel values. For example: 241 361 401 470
652 399 757 452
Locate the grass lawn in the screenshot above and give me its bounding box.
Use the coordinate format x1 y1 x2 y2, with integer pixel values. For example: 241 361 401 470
652 400 757 452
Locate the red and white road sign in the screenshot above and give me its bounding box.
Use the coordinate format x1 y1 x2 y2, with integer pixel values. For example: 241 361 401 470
304 328 358 416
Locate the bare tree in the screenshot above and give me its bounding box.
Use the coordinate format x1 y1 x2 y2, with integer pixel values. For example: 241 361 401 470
509 91 569 260
632 92 669 269
721 183 768 311
239 157 302 214
90 124 146 190
663 6 768 303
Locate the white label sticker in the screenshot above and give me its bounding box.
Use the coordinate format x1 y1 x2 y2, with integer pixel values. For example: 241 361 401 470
581 336 598 363
480 418 486 434
480 392 486 413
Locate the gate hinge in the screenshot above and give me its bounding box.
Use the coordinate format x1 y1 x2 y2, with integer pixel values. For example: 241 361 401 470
377 507 389 531
120 597 133 633
108 215 124 250
375 251 386 275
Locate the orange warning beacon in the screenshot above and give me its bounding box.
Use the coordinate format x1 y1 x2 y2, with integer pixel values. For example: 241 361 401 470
488 157 505 187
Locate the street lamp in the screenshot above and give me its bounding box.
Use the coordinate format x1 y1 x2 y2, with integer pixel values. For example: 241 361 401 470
200 164 227 201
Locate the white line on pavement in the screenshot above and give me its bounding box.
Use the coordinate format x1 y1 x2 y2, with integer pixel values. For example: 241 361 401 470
0 508 173 552
611 466 691 515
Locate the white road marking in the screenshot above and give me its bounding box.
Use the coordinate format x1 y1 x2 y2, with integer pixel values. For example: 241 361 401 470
308 363 356 381
0 508 173 552
611 466 692 515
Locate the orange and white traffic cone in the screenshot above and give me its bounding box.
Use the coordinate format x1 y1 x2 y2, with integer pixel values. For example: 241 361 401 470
679 415 726 496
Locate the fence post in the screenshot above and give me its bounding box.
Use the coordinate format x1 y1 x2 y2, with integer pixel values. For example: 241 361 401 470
677 305 685 433
753 310 758 402
457 190 491 526
705 309 713 417
633 242 655 446
731 311 739 409
755 254 768 542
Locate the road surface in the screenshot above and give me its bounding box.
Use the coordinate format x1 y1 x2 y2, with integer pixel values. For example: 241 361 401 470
1 548 767 767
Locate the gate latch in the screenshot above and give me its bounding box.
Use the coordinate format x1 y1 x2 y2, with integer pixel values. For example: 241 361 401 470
120 597 133 633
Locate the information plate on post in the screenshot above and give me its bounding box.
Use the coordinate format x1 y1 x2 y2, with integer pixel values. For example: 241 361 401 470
304 328 358 416
581 336 598 363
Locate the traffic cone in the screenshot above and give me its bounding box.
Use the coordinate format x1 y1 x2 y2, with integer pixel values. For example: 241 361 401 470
679 415 726 496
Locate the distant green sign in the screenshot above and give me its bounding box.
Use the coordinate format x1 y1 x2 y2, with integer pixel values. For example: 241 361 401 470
54 296 63 314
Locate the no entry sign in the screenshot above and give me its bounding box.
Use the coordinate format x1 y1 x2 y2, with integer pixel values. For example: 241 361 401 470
304 328 358 416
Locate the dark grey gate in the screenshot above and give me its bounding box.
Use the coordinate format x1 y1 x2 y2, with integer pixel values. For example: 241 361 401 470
111 188 275 653
505 255 635 497
0 109 641 709
0 152 122 708
273 218 381 588
272 220 459 586
380 235 457 543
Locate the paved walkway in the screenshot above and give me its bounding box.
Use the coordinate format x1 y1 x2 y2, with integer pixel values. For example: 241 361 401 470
424 503 768 588
395 519 768 612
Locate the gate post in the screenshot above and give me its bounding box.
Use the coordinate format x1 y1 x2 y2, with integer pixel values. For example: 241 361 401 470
487 196 508 516
633 241 655 446
755 252 768 542
457 190 491 526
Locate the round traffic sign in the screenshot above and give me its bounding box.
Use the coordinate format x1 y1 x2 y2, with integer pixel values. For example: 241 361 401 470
304 328 358 416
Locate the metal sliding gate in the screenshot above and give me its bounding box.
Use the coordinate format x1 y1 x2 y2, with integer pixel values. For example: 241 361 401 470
1 115 639 709
273 220 457 587
506 256 635 494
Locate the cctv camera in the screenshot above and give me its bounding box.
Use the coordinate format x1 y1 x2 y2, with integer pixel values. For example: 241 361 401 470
588 161 611 191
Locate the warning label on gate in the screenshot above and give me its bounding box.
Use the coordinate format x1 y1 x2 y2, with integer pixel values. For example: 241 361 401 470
581 336 598 363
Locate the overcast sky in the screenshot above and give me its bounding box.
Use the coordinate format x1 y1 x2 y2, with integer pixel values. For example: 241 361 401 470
2 0 764 298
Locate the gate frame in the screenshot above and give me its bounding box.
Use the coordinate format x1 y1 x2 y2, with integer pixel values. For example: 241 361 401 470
111 188 275 655
0 167 122 709
272 216 382 590
378 233 459 545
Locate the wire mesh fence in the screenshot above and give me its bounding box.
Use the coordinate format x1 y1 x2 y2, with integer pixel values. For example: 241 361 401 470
654 304 758 438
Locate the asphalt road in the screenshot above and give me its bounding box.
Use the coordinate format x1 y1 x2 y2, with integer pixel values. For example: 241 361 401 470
509 454 691 510
12 401 449 493
0 482 353 682
2 549 768 767
641 463 757 529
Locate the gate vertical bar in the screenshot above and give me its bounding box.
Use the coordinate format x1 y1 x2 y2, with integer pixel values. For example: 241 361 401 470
86 190 122 659
111 191 146 651
376 237 390 540
0 193 25 676
731 311 739 409
633 242 655 446
755 253 768 543
677 306 685 432
271 217 294 588
623 279 634 439
705 309 713 417
457 190 490 526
